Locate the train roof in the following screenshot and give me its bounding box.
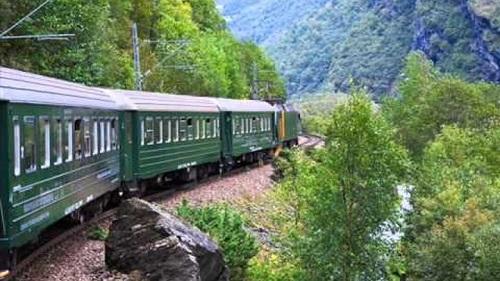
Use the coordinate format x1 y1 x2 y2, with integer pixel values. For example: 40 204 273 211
0 67 119 110
211 98 276 112
0 67 276 113
107 89 220 113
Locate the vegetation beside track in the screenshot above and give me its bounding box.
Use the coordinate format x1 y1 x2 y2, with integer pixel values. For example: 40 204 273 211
0 0 284 99
232 53 500 281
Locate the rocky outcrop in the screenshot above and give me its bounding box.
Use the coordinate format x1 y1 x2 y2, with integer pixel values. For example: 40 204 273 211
105 198 229 281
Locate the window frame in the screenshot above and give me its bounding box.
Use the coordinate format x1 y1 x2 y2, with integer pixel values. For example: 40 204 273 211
74 118 83 160
173 118 179 142
23 116 37 174
106 120 112 152
145 116 155 146
165 118 172 143
40 116 51 169
13 116 21 176
111 118 118 150
92 119 99 155
66 118 74 162
83 117 92 158
54 118 63 165
179 118 187 142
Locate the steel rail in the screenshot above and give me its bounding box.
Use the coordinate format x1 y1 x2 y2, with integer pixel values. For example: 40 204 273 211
3 136 318 280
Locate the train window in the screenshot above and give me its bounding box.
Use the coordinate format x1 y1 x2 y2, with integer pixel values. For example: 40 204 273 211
205 119 212 139
201 119 206 139
173 119 179 142
213 118 217 138
24 116 37 173
234 117 240 135
218 118 221 137
100 120 106 152
156 118 163 144
140 120 145 146
40 117 51 169
145 117 154 145
179 118 187 141
84 118 91 157
187 118 194 141
54 119 63 165
164 119 171 143
232 118 236 135
111 119 118 150
93 120 99 155
66 119 73 162
13 116 21 176
74 119 83 159
195 119 201 140
106 120 112 151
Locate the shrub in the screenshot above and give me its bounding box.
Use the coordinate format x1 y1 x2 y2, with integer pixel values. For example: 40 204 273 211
87 226 109 241
176 201 259 280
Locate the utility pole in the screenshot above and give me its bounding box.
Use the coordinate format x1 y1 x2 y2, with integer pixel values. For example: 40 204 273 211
251 62 259 100
131 23 192 92
132 23 143 91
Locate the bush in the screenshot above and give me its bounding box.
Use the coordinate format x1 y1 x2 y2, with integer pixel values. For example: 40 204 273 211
275 93 410 280
247 251 303 281
87 226 109 241
176 201 259 280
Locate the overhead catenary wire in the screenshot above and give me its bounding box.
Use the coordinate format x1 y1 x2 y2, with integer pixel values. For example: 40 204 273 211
0 0 75 41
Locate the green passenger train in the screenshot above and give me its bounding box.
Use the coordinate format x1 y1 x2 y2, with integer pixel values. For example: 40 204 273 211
0 67 300 275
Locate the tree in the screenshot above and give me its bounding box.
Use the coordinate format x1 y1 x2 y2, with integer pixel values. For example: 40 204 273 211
0 0 284 99
384 52 500 157
405 126 500 280
279 93 409 280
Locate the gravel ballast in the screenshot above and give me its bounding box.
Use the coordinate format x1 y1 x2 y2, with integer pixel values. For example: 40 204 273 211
17 164 274 281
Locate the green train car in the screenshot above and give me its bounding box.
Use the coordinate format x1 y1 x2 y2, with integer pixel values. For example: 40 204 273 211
214 98 276 166
0 66 301 276
0 68 120 270
282 110 300 147
108 90 222 192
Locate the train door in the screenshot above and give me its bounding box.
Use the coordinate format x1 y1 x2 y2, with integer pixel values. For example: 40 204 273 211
119 111 134 182
0 101 10 273
220 111 233 160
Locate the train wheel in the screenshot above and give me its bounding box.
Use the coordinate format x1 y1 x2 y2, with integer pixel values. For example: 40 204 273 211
0 249 15 280
76 211 86 225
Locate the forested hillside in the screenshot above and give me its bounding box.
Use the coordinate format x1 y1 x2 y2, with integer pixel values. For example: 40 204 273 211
218 0 329 47
219 0 500 98
0 0 284 99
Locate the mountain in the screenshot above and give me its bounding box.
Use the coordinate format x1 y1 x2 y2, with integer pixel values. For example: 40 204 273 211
218 0 330 47
218 0 500 98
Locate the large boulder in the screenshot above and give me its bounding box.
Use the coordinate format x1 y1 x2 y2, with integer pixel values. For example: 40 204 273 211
105 198 229 281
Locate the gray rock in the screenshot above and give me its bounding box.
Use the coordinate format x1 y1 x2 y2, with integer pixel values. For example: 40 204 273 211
105 198 229 281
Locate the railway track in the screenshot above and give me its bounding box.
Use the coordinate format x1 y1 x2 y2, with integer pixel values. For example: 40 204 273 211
3 136 321 280
299 134 324 149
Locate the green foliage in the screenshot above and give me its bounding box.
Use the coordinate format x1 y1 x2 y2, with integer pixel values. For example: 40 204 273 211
247 251 303 281
275 93 410 280
176 201 258 280
0 0 284 99
405 126 500 280
384 52 500 157
290 92 348 135
87 226 109 241
221 0 500 98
